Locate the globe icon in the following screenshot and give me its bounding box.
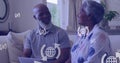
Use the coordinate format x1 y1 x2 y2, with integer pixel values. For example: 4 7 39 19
106 56 117 63
45 47 56 58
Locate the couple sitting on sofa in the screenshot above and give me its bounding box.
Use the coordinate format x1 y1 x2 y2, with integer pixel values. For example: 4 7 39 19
23 0 113 63
0 1 113 63
22 1 113 63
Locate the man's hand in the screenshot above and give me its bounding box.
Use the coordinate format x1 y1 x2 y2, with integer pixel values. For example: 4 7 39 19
23 49 32 57
65 57 71 63
50 48 71 63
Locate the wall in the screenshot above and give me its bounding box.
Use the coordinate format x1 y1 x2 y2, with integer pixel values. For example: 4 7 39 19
0 0 13 31
1 0 119 33
106 0 120 29
0 0 46 32
109 35 120 52
106 0 120 13
105 0 120 51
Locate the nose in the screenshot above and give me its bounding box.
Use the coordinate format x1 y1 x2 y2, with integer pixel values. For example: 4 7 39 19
77 13 82 22
77 13 81 19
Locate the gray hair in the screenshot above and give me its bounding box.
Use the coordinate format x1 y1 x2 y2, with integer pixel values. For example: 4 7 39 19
82 0 105 24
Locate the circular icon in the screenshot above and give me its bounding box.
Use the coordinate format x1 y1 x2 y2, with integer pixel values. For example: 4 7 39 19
0 0 9 23
77 26 89 37
40 43 61 61
106 56 117 63
45 47 56 58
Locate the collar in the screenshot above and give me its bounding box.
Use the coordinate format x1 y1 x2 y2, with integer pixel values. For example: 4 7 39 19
87 24 100 40
89 24 100 34
36 24 56 35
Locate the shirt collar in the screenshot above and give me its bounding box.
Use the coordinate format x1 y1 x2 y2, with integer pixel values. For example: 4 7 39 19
36 24 56 35
87 24 100 40
89 24 99 34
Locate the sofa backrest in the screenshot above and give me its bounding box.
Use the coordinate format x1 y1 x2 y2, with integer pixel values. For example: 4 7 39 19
7 30 31 63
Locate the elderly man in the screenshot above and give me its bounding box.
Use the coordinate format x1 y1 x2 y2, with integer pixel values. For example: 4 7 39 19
23 3 71 63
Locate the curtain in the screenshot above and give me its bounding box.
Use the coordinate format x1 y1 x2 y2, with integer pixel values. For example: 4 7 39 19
57 0 82 34
67 0 82 34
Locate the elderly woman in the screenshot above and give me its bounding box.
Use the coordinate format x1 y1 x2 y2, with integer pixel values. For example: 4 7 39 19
71 0 113 63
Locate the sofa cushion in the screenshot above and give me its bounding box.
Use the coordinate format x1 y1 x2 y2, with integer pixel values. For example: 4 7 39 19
0 36 9 63
7 30 30 63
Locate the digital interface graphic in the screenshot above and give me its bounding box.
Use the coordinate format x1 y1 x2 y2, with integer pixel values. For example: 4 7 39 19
40 43 61 62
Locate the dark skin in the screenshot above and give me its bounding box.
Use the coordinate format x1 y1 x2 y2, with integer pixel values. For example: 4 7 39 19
33 4 51 25
65 4 95 63
77 6 95 31
23 4 70 63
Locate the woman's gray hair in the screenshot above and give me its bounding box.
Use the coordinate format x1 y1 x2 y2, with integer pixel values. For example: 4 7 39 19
82 0 105 24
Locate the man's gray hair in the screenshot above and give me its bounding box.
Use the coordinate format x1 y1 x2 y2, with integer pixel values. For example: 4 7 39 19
82 0 105 24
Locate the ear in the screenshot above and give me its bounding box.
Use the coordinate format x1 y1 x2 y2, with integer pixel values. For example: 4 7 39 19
88 14 96 24
33 15 37 20
88 14 93 20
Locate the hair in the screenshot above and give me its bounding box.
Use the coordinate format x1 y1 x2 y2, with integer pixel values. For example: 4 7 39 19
33 3 49 11
82 0 105 24
33 3 51 20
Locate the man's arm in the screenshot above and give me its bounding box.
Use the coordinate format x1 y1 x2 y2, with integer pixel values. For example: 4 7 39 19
65 55 71 63
50 48 70 63
49 29 71 63
23 49 32 57
23 31 32 57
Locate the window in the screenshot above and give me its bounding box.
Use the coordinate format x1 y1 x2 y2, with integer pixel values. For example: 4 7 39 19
47 0 60 27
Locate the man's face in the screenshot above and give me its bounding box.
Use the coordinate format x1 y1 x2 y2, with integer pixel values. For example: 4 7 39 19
33 7 51 25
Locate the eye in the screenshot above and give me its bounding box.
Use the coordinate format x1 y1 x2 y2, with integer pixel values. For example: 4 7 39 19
39 13 44 16
38 11 50 17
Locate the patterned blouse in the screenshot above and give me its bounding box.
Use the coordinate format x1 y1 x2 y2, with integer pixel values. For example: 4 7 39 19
71 24 113 63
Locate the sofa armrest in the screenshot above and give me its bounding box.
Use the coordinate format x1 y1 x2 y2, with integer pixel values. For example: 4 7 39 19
0 36 9 63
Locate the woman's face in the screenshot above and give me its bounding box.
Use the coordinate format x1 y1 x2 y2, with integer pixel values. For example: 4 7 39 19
77 7 90 26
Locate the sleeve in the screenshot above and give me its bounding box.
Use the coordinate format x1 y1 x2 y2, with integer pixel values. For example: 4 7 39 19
84 33 112 63
58 29 71 48
24 31 32 49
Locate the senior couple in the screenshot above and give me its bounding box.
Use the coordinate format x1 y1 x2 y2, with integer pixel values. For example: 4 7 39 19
22 0 113 63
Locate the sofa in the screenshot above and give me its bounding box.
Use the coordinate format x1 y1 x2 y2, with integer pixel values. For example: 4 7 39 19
0 30 120 63
0 35 9 63
0 30 30 63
